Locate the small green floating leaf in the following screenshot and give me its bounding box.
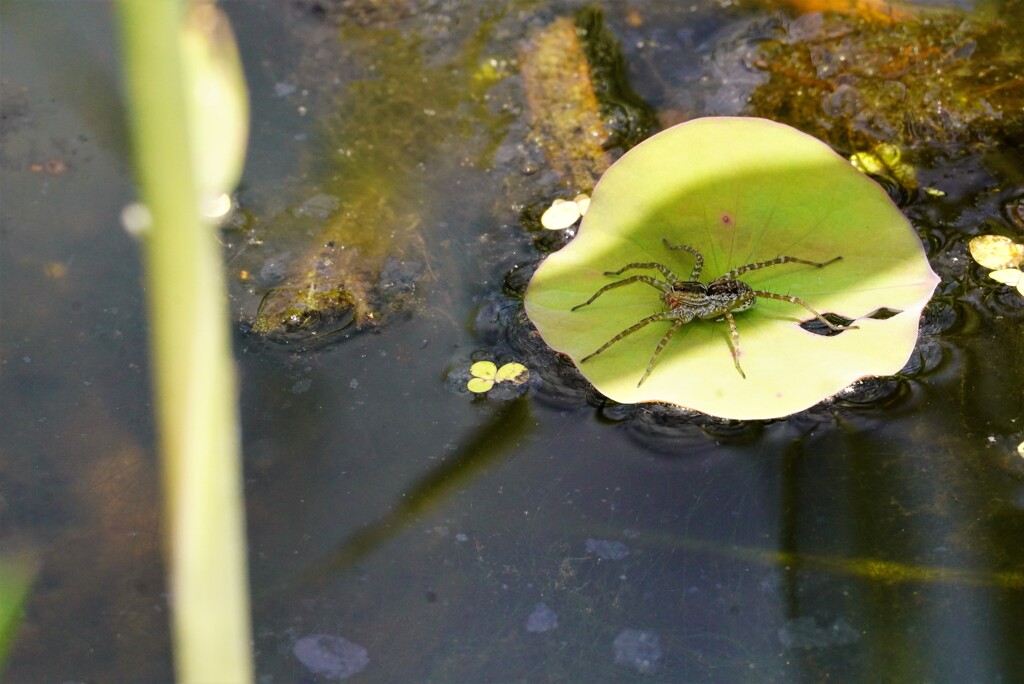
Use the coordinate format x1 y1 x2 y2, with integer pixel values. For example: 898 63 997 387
470 361 498 379
468 361 498 393
467 360 529 393
495 362 529 384
467 377 495 393
524 117 940 420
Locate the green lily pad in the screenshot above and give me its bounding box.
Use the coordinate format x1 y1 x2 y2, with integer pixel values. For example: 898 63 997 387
524 117 940 420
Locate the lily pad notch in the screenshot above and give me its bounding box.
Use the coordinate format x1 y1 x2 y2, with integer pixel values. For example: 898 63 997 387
524 117 941 420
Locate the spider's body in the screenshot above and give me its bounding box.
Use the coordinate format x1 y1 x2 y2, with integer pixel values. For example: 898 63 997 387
572 240 854 386
663 279 755 318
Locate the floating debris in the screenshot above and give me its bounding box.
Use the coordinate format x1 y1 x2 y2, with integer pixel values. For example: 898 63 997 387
292 193 341 221
612 628 662 674
293 634 369 680
585 538 630 560
989 268 1024 296
969 234 1024 296
289 377 312 395
273 81 296 97
969 235 1024 270
525 602 559 633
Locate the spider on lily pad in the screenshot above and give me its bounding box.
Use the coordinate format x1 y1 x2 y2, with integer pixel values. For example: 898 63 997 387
572 239 858 386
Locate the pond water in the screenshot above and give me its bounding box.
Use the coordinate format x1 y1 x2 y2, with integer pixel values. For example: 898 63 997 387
2 0 1022 682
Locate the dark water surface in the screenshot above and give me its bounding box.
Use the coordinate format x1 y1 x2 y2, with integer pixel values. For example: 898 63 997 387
2 1 1022 682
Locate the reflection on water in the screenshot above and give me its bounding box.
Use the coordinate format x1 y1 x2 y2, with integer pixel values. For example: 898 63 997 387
2 0 1023 682
297 398 534 585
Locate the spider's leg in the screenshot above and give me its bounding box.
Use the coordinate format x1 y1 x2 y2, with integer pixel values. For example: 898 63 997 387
721 255 842 280
579 311 674 363
753 291 858 331
571 275 667 311
637 320 684 387
662 238 704 280
724 311 747 379
605 261 680 282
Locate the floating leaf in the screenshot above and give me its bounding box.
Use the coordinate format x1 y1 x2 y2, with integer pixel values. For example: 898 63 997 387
470 361 498 378
495 362 529 384
989 268 1024 295
540 194 591 230
969 235 1024 270
468 361 499 393
467 360 530 393
524 117 940 420
466 377 495 393
541 199 583 230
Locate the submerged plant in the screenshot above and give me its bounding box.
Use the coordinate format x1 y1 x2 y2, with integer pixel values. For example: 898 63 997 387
749 3 1024 160
524 118 940 420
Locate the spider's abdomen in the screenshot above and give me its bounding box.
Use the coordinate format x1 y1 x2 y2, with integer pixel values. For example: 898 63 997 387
707 279 755 314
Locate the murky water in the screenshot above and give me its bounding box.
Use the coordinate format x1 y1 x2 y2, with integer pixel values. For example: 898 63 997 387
2 0 1022 682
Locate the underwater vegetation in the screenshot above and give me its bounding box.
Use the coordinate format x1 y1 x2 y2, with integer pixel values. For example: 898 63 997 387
749 0 1024 160
239 6 654 342
241 6 652 342
519 8 655 194
244 19 451 339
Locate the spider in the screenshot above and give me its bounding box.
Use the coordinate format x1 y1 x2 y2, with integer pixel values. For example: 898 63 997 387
572 238 856 386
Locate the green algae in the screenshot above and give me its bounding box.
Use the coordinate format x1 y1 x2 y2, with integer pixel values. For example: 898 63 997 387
251 16 502 337
749 1 1024 160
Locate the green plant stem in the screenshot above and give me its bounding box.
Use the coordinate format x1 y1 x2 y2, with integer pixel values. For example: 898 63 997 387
115 1 253 681
0 556 37 676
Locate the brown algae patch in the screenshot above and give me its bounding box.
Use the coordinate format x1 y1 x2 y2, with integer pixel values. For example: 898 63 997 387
750 4 1024 157
519 17 613 193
